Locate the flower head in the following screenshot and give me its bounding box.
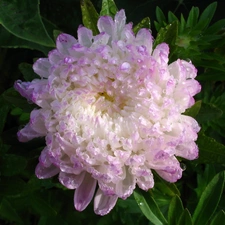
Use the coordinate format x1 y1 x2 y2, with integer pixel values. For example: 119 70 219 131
15 10 201 215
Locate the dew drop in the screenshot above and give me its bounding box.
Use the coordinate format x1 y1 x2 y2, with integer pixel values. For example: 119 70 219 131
180 163 186 171
185 58 192 64
138 202 144 206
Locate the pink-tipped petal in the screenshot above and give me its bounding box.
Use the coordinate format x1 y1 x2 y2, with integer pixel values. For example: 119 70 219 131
152 43 169 66
78 26 93 47
33 58 51 78
156 166 183 183
59 171 85 189
97 16 114 37
94 188 118 215
56 33 77 55
17 124 43 142
115 168 136 199
74 172 97 211
35 163 60 179
114 10 126 33
136 28 153 54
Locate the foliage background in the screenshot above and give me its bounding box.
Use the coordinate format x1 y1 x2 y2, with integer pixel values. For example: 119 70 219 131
0 0 225 225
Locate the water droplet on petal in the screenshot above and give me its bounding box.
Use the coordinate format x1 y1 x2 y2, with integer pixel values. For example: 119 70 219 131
180 163 186 171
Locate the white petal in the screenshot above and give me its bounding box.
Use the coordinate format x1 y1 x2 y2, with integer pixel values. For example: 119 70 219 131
56 33 77 55
59 171 85 189
94 188 118 215
74 172 97 211
35 163 59 179
33 58 51 78
78 26 93 47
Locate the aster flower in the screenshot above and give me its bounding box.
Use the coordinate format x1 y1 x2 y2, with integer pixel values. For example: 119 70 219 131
14 10 201 215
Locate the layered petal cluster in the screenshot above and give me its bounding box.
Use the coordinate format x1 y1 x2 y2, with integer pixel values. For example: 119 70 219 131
15 10 201 215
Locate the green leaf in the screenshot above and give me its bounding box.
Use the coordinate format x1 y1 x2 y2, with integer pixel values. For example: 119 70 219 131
206 19 225 35
195 165 216 199
154 21 178 58
197 71 225 81
210 210 225 225
180 14 186 34
196 102 223 124
53 30 62 42
168 12 178 24
3 88 34 111
38 216 68 225
133 17 151 34
177 209 193 225
0 198 23 224
10 107 23 116
133 189 168 225
155 6 166 25
186 7 199 28
0 154 27 176
0 25 51 54
154 174 180 197
81 0 99 35
168 195 184 225
0 0 54 47
19 63 39 81
30 195 57 217
192 171 225 225
183 101 202 118
196 133 225 164
198 2 217 29
100 0 118 17
0 177 26 197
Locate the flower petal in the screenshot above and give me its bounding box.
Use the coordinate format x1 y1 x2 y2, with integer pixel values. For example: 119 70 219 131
78 26 93 47
33 58 51 78
56 33 77 55
97 15 114 38
94 188 118 215
59 171 85 189
74 172 97 211
35 163 60 179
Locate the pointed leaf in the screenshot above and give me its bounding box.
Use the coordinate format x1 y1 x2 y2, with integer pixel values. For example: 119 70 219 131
133 17 151 34
30 195 57 217
154 21 178 57
133 189 168 225
180 14 186 34
168 12 178 23
0 25 51 54
0 0 54 47
192 171 225 225
81 0 99 35
178 209 193 225
100 0 118 17
206 19 225 35
154 174 180 197
197 71 225 81
186 7 199 28
210 210 225 225
197 2 217 30
196 133 225 164
2 87 34 111
19 63 39 81
196 102 223 123
0 154 27 176
0 198 23 224
183 101 202 118
168 195 184 225
155 6 166 25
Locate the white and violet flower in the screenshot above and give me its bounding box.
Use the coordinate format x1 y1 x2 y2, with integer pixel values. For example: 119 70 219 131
15 10 201 215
